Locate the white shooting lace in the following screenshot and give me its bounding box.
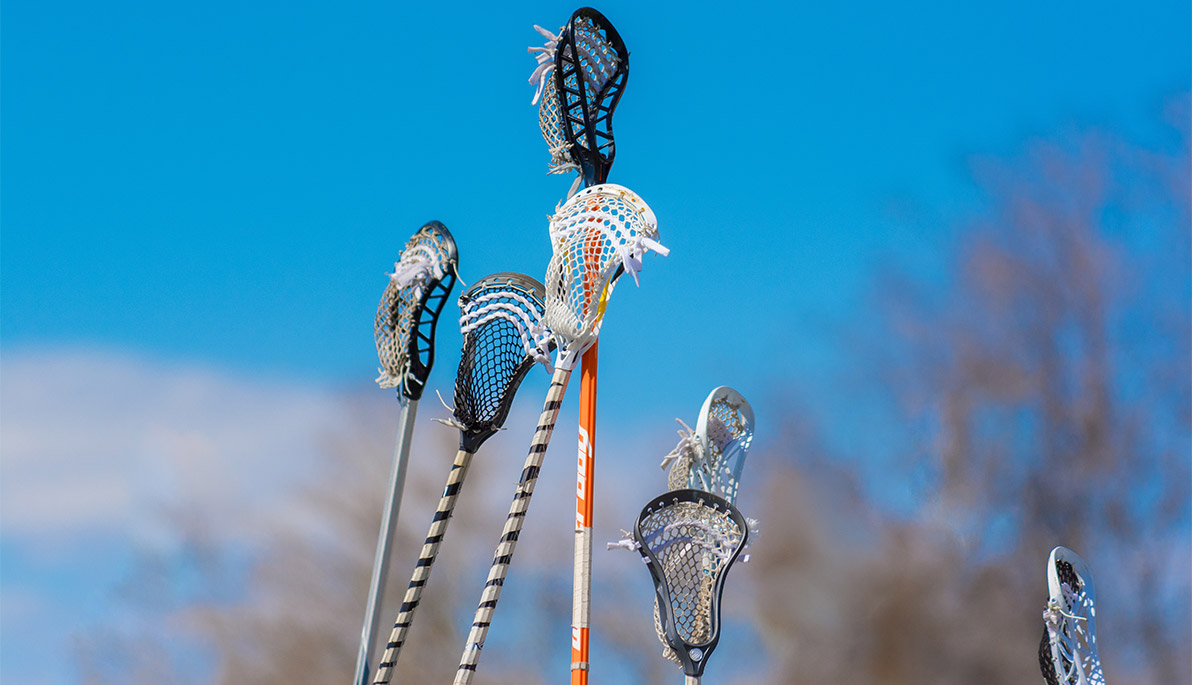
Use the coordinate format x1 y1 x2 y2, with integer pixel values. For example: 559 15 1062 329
640 520 737 564
374 226 456 391
548 183 669 285
660 419 701 491
543 184 667 370
458 291 554 371
529 25 580 181
388 243 447 289
527 24 562 106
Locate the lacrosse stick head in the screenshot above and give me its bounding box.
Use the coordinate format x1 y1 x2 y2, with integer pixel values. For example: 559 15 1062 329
537 75 578 176
453 272 554 452
553 7 629 187
691 387 755 503
544 184 666 370
374 221 459 400
1039 546 1105 685
633 489 749 678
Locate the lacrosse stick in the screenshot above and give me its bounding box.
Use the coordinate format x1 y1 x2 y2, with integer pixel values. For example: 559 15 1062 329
529 8 629 192
454 187 666 685
370 272 552 684
355 221 458 685
551 183 664 685
661 387 755 504
1038 546 1106 685
632 489 749 684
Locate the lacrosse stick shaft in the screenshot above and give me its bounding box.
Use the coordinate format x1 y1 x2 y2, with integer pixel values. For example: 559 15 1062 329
571 343 599 685
685 677 700 685
454 368 573 685
354 398 418 685
372 445 477 684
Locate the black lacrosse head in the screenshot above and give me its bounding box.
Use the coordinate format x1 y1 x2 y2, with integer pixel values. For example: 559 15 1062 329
374 221 459 401
554 7 629 187
633 489 749 678
453 272 553 452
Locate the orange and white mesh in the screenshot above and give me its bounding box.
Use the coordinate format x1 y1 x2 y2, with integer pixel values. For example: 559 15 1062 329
544 184 667 370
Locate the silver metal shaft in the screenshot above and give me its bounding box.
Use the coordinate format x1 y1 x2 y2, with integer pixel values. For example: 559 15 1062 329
354 398 418 685
685 676 701 685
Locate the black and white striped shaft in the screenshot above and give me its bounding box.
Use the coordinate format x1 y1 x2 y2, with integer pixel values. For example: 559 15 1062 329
454 368 572 684
371 446 476 684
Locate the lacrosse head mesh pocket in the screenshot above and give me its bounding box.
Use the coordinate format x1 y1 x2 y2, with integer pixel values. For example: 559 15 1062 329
544 184 666 370
1039 546 1105 685
554 7 628 186
374 221 459 400
692 387 755 504
633 489 748 678
453 273 553 452
537 75 577 176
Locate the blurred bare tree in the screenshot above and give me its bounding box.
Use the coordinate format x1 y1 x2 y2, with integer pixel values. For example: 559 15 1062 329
76 97 1189 684
750 95 1190 684
73 394 553 685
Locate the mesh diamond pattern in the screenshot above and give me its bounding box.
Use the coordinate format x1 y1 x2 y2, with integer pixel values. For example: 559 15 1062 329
1041 552 1106 685
548 8 627 187
568 16 619 102
701 396 755 503
544 185 664 369
559 13 623 164
454 275 550 442
537 76 575 175
374 225 456 391
637 499 745 650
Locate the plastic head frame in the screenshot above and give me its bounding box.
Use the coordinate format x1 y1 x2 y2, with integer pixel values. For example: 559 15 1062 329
543 184 667 370
693 387 755 504
453 273 554 452
374 221 459 400
1038 546 1105 685
530 8 628 188
633 489 749 678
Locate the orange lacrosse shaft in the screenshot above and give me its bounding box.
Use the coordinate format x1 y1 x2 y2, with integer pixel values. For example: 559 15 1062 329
571 341 598 685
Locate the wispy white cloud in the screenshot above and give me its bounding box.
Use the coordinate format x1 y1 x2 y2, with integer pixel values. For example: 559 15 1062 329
1 348 348 551
1 347 368 684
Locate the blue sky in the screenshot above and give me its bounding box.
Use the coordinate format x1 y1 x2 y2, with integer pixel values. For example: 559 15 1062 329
2 1 1189 683
5 0 1187 406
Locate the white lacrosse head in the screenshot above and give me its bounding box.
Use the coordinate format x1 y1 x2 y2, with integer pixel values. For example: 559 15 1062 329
1041 546 1105 685
543 184 667 370
693 387 755 504
548 183 666 284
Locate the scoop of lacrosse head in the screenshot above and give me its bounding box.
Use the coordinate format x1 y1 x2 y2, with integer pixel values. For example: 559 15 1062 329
1038 546 1106 685
691 387 755 504
543 184 666 370
548 183 664 283
375 221 459 400
529 8 627 187
633 489 749 678
453 273 554 452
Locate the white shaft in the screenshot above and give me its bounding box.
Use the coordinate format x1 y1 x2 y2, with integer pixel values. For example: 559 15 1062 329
353 398 418 685
685 676 700 685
